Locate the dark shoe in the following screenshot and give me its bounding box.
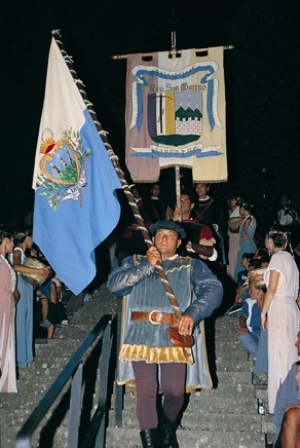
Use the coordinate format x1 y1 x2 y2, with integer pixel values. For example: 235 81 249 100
160 413 179 448
140 428 159 448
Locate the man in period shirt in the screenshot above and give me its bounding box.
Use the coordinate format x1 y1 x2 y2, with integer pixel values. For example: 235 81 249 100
108 221 223 448
193 183 226 230
172 188 218 263
147 183 168 222
193 183 227 267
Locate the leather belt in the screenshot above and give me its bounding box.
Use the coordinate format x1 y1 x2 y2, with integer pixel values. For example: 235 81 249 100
131 311 179 326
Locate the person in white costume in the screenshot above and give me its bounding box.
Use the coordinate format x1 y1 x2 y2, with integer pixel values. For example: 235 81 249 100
261 225 300 413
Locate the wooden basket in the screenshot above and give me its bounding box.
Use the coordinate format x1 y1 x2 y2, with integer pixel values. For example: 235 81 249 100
228 217 242 233
21 257 49 288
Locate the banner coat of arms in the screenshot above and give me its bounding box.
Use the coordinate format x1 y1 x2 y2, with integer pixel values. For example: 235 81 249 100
125 47 227 183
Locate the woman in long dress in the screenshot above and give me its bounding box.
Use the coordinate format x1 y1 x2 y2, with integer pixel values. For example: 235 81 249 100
227 197 243 279
261 226 300 413
234 202 257 282
8 228 50 368
0 230 18 393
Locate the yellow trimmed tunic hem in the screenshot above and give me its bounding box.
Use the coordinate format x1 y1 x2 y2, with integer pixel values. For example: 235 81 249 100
119 343 194 365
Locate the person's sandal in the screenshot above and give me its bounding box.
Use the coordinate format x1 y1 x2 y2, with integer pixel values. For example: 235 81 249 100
39 319 51 328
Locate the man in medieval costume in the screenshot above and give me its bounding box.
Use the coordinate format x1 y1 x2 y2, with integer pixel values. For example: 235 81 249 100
107 220 223 448
193 183 227 268
172 188 218 263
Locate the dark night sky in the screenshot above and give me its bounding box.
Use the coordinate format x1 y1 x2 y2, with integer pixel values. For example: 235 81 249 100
1 0 299 226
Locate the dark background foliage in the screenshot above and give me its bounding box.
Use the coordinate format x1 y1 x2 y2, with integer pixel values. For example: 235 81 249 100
1 0 299 229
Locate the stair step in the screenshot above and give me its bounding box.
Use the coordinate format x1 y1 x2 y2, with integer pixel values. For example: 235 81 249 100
1 421 69 448
25 358 72 370
0 395 38 411
215 371 252 383
105 428 266 448
215 358 253 372
197 383 256 398
33 345 82 357
108 410 263 432
111 394 260 414
255 387 268 400
17 367 64 380
118 381 257 399
214 351 250 361
262 413 277 435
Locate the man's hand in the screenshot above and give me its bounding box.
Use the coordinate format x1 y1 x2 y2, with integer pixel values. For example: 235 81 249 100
146 246 162 267
173 207 183 222
178 314 194 336
236 327 248 336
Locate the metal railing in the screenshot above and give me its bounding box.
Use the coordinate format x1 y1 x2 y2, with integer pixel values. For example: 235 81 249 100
15 314 114 448
114 298 124 428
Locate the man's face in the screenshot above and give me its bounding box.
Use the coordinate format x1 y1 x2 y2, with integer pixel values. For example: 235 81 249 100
295 332 300 357
131 187 140 199
151 185 160 197
180 195 194 216
195 183 209 198
153 229 181 259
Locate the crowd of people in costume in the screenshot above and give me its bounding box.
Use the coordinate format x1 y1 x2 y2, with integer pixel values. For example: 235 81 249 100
1 183 300 447
109 183 300 447
0 227 87 393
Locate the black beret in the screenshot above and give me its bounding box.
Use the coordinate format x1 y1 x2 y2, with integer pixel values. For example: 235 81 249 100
149 220 186 239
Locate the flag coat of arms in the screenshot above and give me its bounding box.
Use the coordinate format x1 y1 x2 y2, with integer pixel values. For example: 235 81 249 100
33 37 121 294
125 47 227 182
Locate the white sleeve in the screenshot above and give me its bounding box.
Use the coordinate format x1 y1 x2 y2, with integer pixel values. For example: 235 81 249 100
208 248 218 262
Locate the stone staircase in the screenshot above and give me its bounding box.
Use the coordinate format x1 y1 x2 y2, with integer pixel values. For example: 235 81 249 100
0 287 275 448
106 313 269 448
0 285 118 448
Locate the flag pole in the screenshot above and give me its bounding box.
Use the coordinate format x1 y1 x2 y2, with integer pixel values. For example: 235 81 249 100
51 30 183 320
169 6 182 213
111 45 234 60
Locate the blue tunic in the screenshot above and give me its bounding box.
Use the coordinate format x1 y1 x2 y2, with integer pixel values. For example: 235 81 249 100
122 256 193 350
108 254 223 391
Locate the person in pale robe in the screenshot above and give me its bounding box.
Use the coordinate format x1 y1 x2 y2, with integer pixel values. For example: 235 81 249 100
0 230 18 393
227 197 243 279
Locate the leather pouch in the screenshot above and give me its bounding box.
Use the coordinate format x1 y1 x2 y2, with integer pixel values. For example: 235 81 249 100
168 326 194 348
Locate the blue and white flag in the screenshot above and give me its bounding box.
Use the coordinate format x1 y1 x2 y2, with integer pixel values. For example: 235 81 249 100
33 37 121 294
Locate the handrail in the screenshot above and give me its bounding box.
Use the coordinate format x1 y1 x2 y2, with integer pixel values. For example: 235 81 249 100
15 314 112 448
114 297 124 428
